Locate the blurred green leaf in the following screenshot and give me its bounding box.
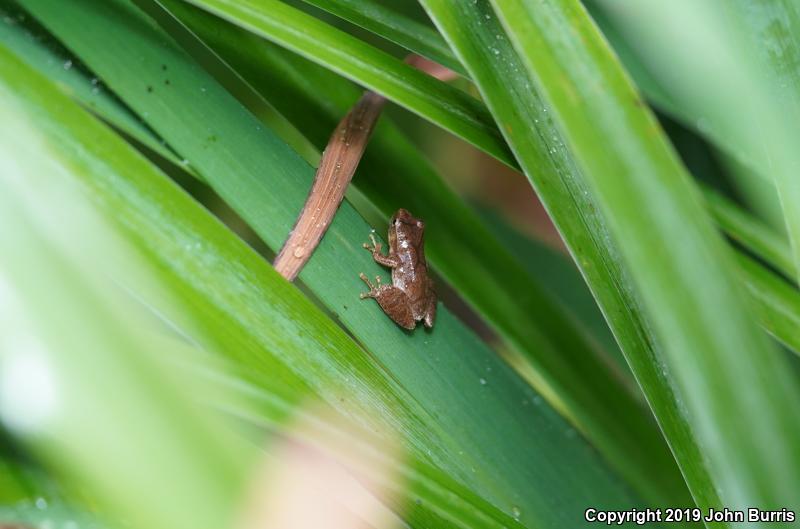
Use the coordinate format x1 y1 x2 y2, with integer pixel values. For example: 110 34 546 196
703 186 795 281
588 0 800 281
0 456 102 528
737 254 800 354
0 501 105 529
0 58 253 529
582 3 788 234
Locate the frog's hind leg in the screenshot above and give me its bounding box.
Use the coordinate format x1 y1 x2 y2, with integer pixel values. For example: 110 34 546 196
359 273 415 329
359 272 383 298
359 272 375 295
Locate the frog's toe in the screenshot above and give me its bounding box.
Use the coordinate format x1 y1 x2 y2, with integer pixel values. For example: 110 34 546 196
423 299 437 329
359 272 374 288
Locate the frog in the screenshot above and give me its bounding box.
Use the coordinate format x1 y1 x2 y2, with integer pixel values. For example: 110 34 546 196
359 208 437 329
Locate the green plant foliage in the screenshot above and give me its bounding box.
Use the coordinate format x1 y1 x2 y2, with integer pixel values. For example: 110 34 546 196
5 1 653 527
588 0 800 281
297 0 465 75
4 1 800 528
178 0 516 167
152 0 688 507
419 0 800 515
0 42 526 529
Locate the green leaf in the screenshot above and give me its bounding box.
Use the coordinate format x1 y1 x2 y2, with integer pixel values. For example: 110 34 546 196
296 0 465 76
0 3 180 168
0 58 255 529
129 0 321 165
488 0 800 510
421 0 800 514
476 209 624 365
581 3 788 234
0 501 105 529
177 0 516 166
703 186 795 282
588 0 800 281
737 254 800 354
0 456 104 529
14 0 648 525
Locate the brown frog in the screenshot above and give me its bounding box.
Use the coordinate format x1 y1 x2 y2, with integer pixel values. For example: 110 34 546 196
359 209 437 329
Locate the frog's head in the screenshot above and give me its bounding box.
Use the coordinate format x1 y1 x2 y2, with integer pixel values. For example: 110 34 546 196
390 208 425 248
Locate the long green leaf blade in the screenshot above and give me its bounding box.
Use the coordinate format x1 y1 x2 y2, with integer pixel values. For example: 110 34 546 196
0 3 178 166
297 0 464 75
417 0 800 516
180 0 516 166
703 187 795 281
736 254 800 354
488 0 800 511
0 75 254 529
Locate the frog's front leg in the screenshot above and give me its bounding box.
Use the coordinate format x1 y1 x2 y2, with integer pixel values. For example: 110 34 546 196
362 233 398 268
359 273 415 329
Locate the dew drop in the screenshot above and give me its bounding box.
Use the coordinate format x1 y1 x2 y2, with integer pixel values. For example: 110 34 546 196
479 377 487 386
35 497 48 510
293 246 306 258
63 59 72 70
